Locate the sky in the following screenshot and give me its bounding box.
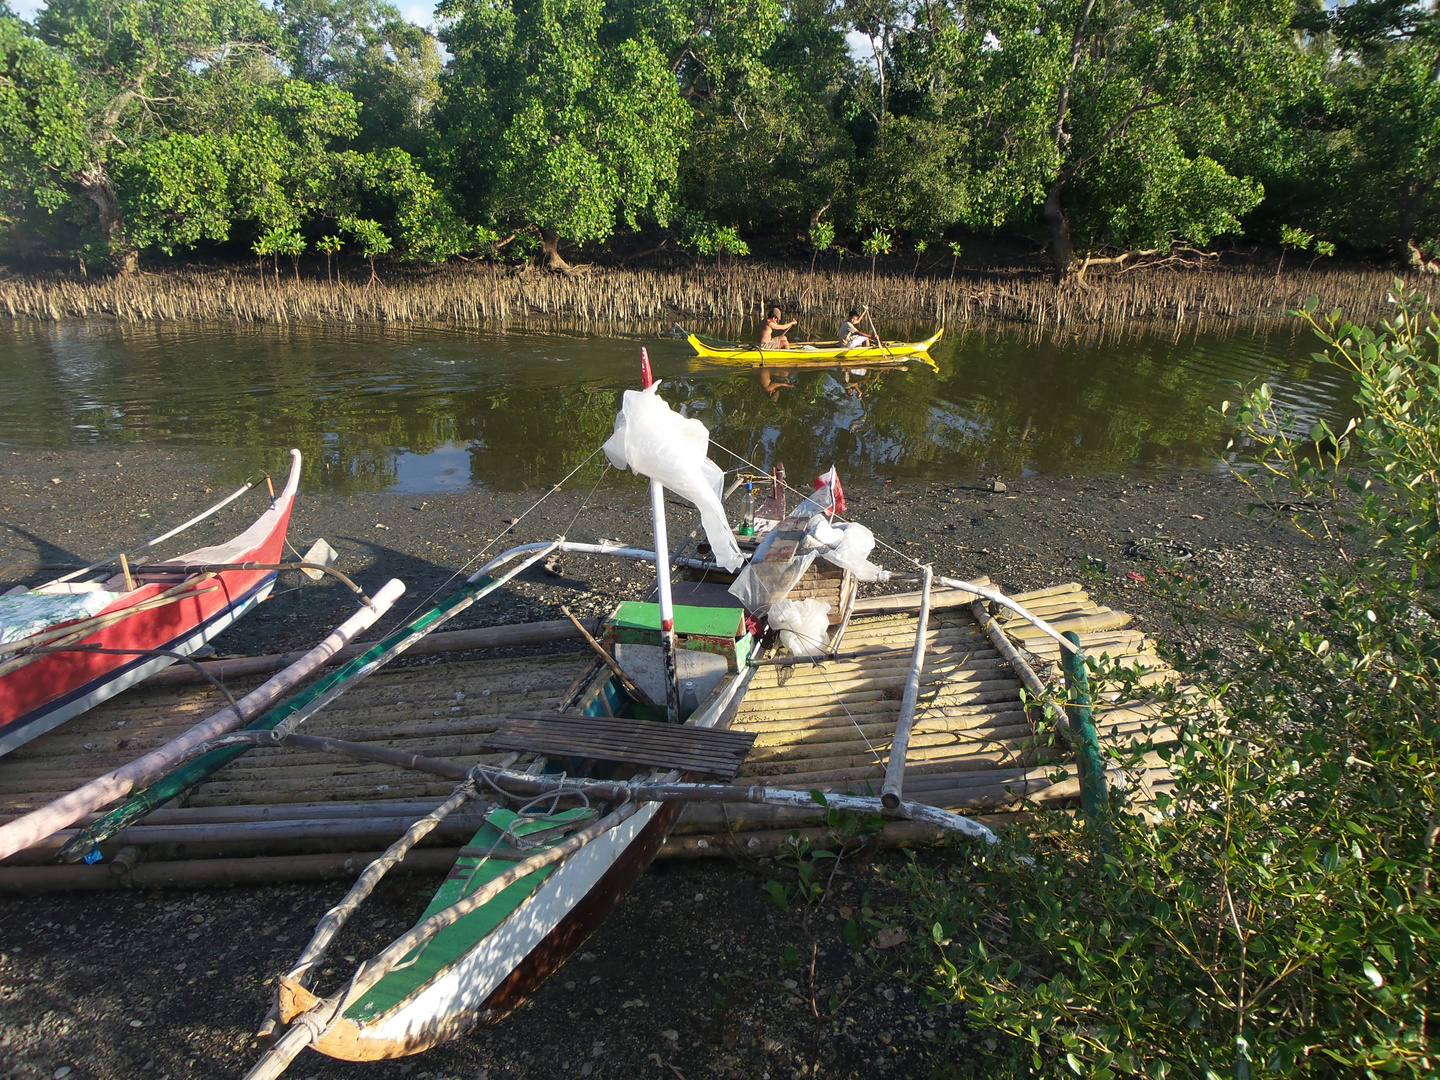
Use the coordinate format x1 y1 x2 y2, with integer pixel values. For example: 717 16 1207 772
8 1 874 61
9 0 439 25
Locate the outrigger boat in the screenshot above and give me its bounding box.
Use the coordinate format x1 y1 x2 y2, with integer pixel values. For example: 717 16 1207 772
686 328 943 369
237 356 1013 1078
0 451 304 757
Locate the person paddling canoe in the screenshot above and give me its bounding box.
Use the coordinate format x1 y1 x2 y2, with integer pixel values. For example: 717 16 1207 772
838 306 871 348
759 307 797 350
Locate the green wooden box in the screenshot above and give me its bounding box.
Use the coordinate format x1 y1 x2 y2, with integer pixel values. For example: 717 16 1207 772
604 602 752 671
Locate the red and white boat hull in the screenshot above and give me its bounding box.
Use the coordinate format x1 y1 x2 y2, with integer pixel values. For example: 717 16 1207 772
0 450 303 757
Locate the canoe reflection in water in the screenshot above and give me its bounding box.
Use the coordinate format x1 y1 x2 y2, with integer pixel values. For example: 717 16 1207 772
841 367 882 402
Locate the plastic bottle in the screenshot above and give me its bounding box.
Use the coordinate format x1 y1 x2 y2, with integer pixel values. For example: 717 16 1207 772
679 680 699 720
740 483 756 536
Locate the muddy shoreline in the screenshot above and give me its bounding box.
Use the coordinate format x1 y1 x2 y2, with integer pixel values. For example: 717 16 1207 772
0 447 1330 1080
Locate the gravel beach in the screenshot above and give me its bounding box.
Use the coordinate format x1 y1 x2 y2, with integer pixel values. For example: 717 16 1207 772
0 446 1331 1080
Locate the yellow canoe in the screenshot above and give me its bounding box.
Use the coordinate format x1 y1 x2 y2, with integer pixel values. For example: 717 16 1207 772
686 329 943 369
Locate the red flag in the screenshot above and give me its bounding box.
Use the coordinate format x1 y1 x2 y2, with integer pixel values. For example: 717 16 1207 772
640 347 653 389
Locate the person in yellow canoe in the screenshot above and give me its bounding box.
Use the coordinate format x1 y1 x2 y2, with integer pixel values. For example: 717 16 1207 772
759 307 797 349
838 306 871 348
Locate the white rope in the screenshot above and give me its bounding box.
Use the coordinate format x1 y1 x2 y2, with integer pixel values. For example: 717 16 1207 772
708 438 924 569
381 444 607 631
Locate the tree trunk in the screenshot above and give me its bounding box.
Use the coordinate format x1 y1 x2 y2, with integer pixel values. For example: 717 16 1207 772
1043 180 1076 280
1042 0 1095 284
1396 177 1436 265
539 229 571 271
76 165 136 275
1406 240 1440 275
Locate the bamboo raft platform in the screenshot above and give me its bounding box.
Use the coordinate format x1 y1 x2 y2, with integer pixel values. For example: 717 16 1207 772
0 581 1184 890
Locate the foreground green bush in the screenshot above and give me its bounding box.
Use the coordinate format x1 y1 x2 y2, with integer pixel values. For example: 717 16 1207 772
891 285 1440 1077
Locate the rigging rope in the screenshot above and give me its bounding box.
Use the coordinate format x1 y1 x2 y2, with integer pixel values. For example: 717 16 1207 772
378 444 608 634
706 438 925 569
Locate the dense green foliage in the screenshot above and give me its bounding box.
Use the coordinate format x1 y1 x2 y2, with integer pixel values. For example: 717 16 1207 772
875 288 1439 1075
1 0 1437 274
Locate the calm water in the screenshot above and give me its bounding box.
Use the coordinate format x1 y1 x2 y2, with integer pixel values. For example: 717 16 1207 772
0 320 1352 493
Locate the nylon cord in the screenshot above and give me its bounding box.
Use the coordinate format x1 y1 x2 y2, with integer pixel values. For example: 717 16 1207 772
375 444 608 634
708 439 924 569
778 627 887 769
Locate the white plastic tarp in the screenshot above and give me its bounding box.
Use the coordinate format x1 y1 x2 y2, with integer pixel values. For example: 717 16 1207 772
816 521 887 582
602 384 743 571
0 590 123 646
727 527 816 615
769 597 832 657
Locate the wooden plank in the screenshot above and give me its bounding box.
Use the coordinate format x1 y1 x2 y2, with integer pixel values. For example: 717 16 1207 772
484 713 756 779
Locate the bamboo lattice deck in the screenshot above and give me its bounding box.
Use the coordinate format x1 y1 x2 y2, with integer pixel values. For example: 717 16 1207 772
0 582 1184 888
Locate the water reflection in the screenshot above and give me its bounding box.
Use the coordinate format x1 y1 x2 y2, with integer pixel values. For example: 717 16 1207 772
0 320 1352 492
394 441 474 492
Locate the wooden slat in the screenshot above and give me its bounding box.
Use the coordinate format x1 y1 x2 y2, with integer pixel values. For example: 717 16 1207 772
484 713 756 779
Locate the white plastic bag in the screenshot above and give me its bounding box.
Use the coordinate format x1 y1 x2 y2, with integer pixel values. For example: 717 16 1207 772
819 522 888 582
803 516 845 551
727 525 816 614
602 384 742 571
769 597 832 657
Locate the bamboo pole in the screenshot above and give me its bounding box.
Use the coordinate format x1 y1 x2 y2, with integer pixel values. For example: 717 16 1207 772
746 663 1006 695
271 784 479 1019
0 798 480 829
970 597 1057 721
0 815 1025 892
755 648 1013 677
165 730 1002 844
41 476 257 588
22 812 491 855
848 585 985 614
741 708 1033 742
936 575 1082 654
279 732 470 778
739 680 1020 717
747 730 1042 767
0 580 406 862
0 848 465 893
141 616 606 687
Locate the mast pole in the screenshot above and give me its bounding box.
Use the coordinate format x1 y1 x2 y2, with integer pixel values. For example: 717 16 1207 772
640 349 681 723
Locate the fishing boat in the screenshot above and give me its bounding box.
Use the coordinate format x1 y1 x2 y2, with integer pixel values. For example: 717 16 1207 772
238 357 1003 1078
0 451 303 757
686 328 943 368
